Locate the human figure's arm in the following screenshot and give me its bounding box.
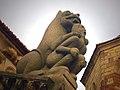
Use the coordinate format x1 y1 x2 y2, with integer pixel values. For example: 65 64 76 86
55 35 81 57
51 32 80 50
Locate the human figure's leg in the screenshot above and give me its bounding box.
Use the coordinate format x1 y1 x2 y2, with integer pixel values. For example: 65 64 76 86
69 54 86 75
47 36 80 68
46 51 64 68
52 54 73 67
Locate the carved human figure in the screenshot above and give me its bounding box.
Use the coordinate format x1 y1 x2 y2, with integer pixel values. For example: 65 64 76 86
46 24 88 75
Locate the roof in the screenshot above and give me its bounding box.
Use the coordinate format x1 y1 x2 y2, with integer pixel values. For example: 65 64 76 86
0 20 29 55
81 35 120 85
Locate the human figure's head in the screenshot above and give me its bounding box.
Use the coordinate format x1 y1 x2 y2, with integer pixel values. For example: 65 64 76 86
72 24 86 36
72 24 88 45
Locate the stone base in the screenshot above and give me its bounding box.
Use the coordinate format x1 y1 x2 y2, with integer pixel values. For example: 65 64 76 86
0 66 77 90
47 67 77 90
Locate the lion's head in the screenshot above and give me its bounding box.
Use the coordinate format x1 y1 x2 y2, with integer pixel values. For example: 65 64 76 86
60 11 81 33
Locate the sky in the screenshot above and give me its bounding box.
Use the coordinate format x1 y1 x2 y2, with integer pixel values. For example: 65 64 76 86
0 0 120 89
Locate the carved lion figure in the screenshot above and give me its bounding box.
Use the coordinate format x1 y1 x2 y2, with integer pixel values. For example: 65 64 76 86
16 11 88 76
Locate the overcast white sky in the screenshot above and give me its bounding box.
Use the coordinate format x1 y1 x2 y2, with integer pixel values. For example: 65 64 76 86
0 0 120 89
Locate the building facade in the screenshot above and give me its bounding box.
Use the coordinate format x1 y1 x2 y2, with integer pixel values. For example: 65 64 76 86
0 20 29 73
81 36 120 90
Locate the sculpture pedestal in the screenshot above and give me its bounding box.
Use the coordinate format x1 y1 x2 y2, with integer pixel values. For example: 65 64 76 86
29 66 78 90
0 67 77 90
47 67 77 90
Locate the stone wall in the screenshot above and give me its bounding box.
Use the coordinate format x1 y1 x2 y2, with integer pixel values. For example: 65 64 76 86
101 45 120 90
86 52 102 90
81 36 120 90
0 32 16 73
0 25 25 73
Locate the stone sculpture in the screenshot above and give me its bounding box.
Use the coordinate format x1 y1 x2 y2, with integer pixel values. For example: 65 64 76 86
16 10 88 83
46 24 88 75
